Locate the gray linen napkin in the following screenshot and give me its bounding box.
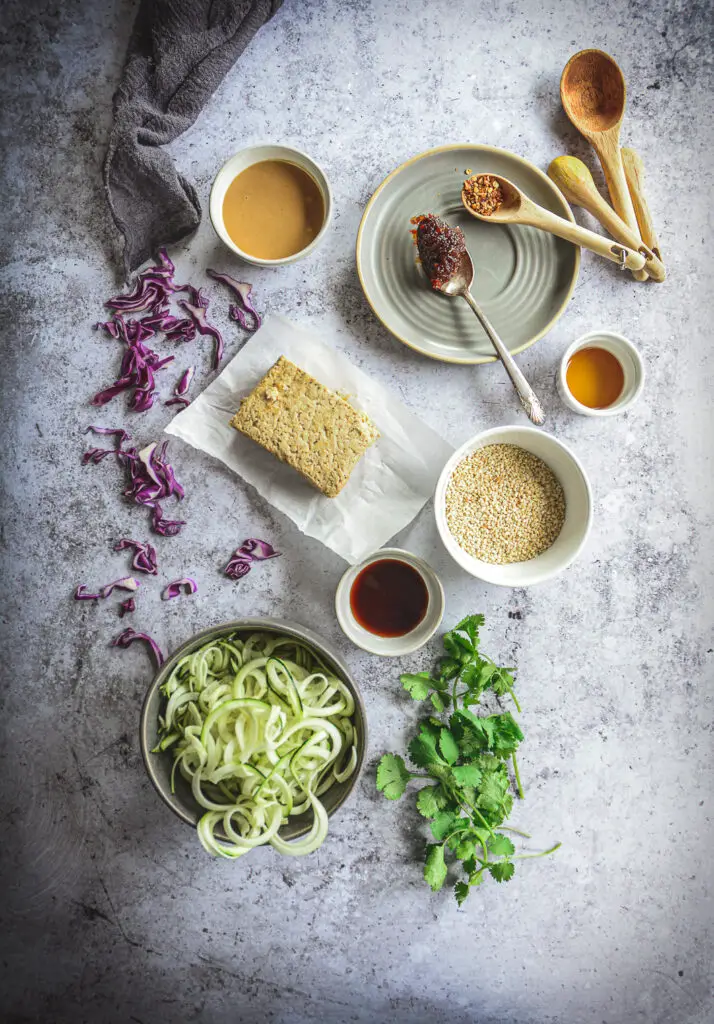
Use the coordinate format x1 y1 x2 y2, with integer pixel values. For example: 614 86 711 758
105 0 283 276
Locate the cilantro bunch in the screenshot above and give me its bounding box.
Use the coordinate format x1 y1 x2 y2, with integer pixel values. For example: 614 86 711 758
376 615 560 905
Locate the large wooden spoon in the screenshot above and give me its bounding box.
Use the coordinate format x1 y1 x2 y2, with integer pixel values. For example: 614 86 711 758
461 174 646 272
547 156 665 282
560 49 647 281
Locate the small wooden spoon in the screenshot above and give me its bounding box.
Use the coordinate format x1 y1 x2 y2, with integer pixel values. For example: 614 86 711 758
547 156 665 282
560 49 647 281
461 174 646 272
622 147 663 262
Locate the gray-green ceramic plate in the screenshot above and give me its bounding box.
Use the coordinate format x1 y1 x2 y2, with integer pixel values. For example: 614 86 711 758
356 144 580 364
140 618 367 843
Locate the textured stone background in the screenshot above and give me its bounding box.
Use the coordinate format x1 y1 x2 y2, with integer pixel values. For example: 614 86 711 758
1 1 712 1022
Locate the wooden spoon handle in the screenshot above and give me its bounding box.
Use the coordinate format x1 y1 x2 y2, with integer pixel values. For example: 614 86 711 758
548 168 666 282
522 204 646 271
622 147 662 261
590 131 648 281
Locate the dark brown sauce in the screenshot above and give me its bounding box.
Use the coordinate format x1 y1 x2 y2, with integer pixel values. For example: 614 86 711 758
350 559 429 638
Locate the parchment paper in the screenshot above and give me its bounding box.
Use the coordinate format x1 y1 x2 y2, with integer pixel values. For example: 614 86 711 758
165 316 453 562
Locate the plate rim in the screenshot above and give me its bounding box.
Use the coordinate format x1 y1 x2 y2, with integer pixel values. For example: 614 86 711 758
355 143 581 365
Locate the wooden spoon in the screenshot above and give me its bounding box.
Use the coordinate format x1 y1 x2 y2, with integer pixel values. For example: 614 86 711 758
622 147 663 262
560 49 647 281
461 174 646 272
547 156 665 282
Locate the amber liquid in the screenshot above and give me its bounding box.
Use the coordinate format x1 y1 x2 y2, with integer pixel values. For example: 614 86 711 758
222 159 325 260
566 346 625 409
350 559 429 638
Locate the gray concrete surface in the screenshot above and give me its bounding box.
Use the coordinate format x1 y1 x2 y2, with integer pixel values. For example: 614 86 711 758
1 1 712 1022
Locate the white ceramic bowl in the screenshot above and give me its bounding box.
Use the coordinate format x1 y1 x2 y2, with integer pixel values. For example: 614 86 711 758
558 330 645 417
435 426 592 587
335 548 445 657
209 144 333 266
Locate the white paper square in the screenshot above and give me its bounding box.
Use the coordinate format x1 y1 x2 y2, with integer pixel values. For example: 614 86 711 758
165 316 453 562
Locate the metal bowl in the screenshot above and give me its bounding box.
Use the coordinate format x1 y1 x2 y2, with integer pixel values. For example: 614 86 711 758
139 618 367 843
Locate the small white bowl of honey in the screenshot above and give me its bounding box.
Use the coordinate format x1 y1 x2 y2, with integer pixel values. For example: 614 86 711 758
558 330 645 417
209 144 333 266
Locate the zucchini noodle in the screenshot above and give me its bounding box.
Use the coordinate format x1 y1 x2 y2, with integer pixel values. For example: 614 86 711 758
154 631 358 859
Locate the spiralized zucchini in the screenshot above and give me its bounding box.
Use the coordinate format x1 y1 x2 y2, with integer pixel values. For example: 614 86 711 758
154 631 358 859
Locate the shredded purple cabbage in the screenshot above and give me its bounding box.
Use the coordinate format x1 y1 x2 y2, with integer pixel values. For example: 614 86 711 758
165 395 191 409
162 577 198 600
224 556 253 581
175 366 194 396
119 597 136 617
236 538 280 561
82 447 118 465
100 577 140 598
118 441 186 536
74 585 101 600
207 269 261 332
85 425 132 445
111 627 164 668
224 539 280 581
179 299 224 369
114 538 158 575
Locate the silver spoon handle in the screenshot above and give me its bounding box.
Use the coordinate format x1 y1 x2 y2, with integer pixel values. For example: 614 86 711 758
461 289 545 426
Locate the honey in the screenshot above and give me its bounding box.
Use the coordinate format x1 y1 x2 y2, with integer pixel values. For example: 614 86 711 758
566 346 624 409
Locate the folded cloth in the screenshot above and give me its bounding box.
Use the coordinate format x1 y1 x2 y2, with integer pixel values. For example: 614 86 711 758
105 0 283 276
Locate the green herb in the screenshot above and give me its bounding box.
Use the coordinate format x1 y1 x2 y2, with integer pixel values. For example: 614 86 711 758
376 614 560 904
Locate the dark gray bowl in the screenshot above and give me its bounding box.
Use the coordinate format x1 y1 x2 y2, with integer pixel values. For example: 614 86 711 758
140 617 367 842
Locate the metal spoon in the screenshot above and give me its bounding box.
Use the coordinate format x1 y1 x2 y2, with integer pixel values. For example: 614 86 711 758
461 173 646 272
430 247 545 426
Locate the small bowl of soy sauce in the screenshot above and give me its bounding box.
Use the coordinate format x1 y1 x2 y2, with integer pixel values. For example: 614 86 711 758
335 548 445 657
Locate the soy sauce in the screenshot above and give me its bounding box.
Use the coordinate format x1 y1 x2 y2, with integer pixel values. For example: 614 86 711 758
350 559 429 638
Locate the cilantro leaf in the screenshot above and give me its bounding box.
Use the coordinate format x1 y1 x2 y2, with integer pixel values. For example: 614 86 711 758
487 833 516 857
489 712 524 758
376 754 411 800
416 785 444 819
454 837 475 860
469 868 485 887
408 722 444 768
476 770 510 813
452 764 483 788
438 729 459 765
488 860 515 883
430 691 447 713
430 810 464 841
454 614 484 645
424 844 448 892
437 656 461 681
401 672 432 701
454 881 470 907
443 632 473 658
491 667 516 698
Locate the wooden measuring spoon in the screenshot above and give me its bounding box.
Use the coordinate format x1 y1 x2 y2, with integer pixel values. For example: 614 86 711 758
560 49 647 281
622 147 663 262
461 174 646 272
547 156 665 282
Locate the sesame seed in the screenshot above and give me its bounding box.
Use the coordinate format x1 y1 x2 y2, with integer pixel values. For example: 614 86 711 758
445 444 566 564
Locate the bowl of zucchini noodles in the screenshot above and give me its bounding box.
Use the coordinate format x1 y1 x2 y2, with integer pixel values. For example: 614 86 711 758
140 619 367 860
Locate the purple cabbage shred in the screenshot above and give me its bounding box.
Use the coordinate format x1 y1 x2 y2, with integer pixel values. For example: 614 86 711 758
179 299 224 369
111 627 164 668
119 597 136 617
114 538 158 575
206 269 261 332
162 577 198 600
224 539 280 581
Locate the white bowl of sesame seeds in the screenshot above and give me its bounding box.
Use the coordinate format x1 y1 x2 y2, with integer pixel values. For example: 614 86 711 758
435 425 592 586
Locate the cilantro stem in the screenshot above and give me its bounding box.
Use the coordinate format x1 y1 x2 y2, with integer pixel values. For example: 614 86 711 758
498 825 531 838
512 752 524 800
509 687 522 714
463 802 496 839
511 842 562 861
